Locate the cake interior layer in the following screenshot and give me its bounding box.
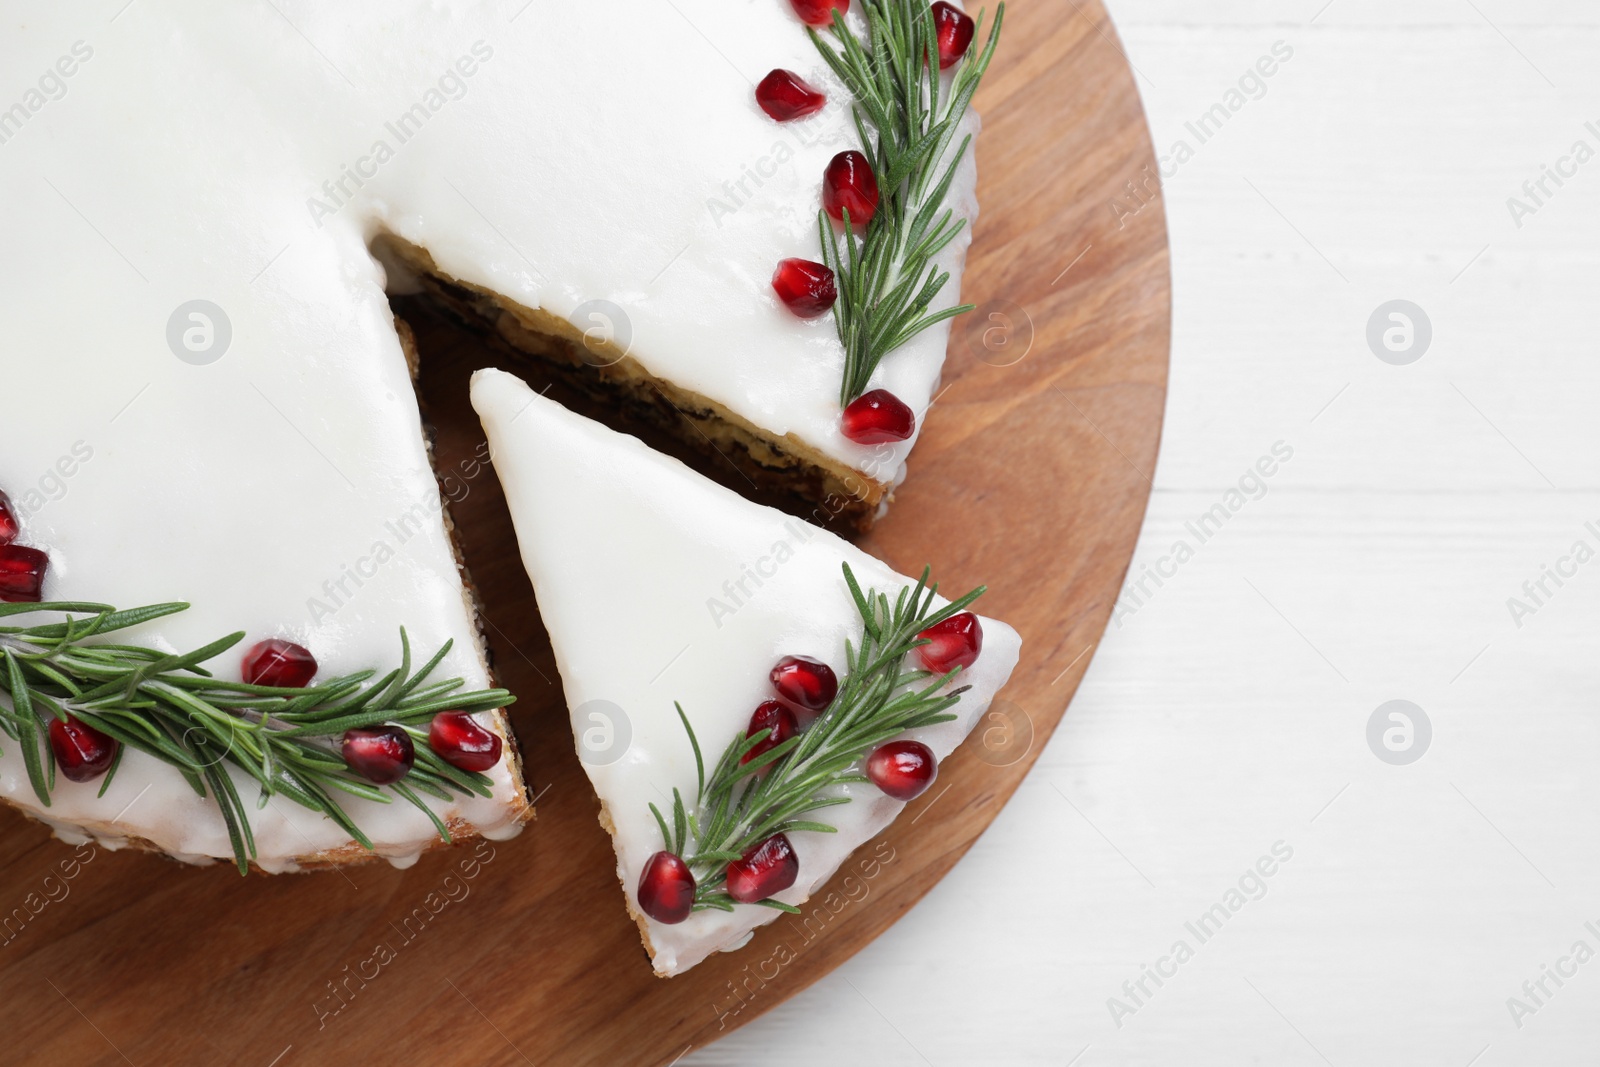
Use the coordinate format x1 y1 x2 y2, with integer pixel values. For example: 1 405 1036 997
377 236 889 535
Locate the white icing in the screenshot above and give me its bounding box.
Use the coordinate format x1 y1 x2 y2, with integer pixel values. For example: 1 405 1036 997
0 0 977 866
473 370 1020 976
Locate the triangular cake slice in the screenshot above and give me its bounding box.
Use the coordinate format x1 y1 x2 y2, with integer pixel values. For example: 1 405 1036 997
472 369 1021 976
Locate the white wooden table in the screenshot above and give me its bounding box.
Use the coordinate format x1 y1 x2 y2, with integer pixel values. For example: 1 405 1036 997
691 2 1600 1063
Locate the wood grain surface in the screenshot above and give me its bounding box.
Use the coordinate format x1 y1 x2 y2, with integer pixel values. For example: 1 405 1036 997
0 2 1168 1063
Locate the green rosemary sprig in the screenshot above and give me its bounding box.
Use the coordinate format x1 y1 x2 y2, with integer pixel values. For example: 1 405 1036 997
810 0 1005 404
0 600 511 874
649 563 982 913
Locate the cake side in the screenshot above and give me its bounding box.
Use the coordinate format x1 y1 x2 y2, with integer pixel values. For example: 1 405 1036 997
394 315 537 853
13 807 524 873
379 235 892 534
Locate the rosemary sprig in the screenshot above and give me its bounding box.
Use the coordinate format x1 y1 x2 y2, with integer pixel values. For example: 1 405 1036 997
810 0 1005 404
0 600 511 874
649 563 983 913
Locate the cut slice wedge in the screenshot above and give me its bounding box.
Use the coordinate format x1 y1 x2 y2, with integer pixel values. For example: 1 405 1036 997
473 367 1024 979
472 368 1021 976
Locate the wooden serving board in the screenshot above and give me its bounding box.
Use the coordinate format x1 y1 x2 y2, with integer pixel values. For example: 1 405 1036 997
0 3 1168 1063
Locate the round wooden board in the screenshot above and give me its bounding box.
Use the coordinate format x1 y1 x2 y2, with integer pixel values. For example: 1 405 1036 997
0 3 1168 1064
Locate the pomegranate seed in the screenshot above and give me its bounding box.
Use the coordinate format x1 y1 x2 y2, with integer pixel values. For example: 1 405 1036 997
0 490 18 545
638 851 696 924
0 545 48 603
867 739 938 801
788 0 848 27
931 2 976 69
769 655 838 714
741 700 799 767
840 390 915 444
342 725 415 784
726 833 800 904
772 258 837 319
428 711 503 772
242 639 317 688
822 150 880 227
916 611 984 673
49 716 118 783
756 69 826 121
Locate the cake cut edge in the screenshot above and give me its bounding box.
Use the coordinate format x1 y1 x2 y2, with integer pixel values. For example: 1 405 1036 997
377 234 894 535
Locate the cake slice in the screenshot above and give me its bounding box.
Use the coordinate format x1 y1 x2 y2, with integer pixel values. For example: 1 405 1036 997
472 369 1020 975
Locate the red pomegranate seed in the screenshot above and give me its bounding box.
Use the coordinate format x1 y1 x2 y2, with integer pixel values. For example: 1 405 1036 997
756 69 826 121
726 833 800 904
840 390 915 444
771 258 837 319
638 851 696 924
428 711 504 773
242 639 317 688
49 716 119 783
931 2 976 69
0 545 48 604
822 150 880 227
741 700 799 767
916 611 984 673
769 655 838 714
788 0 848 27
342 725 415 784
0 490 18 545
867 739 938 800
